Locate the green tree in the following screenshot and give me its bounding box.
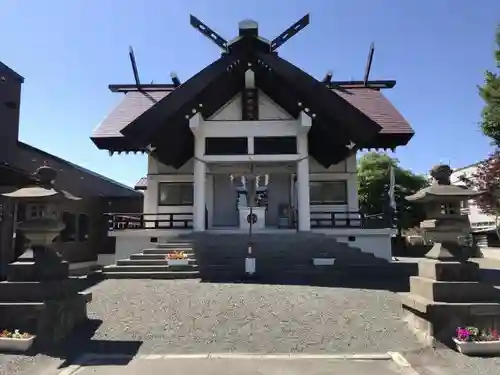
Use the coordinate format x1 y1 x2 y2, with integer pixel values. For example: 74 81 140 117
479 26 500 145
357 152 429 230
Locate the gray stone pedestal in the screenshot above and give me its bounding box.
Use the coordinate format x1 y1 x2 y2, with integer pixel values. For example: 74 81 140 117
0 256 92 348
401 259 500 346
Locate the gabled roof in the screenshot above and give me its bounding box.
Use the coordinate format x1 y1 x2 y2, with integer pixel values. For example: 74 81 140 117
91 19 414 168
92 90 171 151
93 87 413 151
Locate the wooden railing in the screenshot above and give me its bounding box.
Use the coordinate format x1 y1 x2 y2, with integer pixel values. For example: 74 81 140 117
106 210 389 231
310 211 389 229
106 212 193 230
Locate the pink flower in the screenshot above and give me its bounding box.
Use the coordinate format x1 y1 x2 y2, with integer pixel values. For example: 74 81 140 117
456 328 470 341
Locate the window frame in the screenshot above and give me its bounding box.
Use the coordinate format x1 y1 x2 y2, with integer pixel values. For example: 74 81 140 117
157 182 194 206
309 180 348 205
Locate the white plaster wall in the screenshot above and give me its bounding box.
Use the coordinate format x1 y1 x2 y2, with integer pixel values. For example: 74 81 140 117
110 229 196 263
309 154 359 212
144 157 214 228
201 120 299 138
210 91 293 121
114 236 151 262
313 228 393 260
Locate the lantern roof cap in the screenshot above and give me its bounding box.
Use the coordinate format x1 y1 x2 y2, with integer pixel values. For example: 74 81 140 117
406 164 483 202
2 166 81 200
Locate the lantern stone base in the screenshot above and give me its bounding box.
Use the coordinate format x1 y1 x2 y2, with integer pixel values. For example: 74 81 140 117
401 294 500 346
0 256 92 348
0 291 91 347
400 259 500 347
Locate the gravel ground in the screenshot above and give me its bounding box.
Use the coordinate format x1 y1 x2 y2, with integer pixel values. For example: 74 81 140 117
3 279 500 375
82 279 422 354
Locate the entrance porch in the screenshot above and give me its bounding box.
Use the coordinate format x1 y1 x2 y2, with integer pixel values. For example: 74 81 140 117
207 162 298 231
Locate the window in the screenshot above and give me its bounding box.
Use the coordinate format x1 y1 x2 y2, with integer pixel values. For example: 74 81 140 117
78 214 89 242
309 181 348 205
254 137 297 155
205 137 248 155
61 211 77 242
158 183 193 206
27 204 45 219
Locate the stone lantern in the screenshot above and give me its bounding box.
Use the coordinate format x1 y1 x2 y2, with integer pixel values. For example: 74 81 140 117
406 164 482 261
3 165 81 280
401 164 500 346
0 166 92 346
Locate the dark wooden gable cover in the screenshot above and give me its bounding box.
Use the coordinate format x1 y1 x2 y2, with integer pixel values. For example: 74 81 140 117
92 26 413 168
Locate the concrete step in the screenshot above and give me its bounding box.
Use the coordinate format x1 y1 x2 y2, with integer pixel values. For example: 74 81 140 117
197 263 413 280
130 254 171 260
155 242 195 249
142 248 195 255
104 264 198 273
103 271 200 280
117 259 197 266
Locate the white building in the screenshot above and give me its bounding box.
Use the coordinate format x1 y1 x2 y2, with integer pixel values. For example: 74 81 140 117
90 17 414 264
450 163 499 247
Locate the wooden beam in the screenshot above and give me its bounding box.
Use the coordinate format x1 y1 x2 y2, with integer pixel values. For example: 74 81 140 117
108 84 176 93
363 43 375 86
328 80 396 90
128 46 141 87
270 14 310 51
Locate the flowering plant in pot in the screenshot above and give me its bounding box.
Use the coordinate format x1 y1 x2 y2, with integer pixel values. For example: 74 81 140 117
453 326 500 355
0 329 35 352
165 251 189 265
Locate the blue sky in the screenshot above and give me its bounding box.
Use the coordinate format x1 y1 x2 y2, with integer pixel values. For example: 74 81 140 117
2 0 499 187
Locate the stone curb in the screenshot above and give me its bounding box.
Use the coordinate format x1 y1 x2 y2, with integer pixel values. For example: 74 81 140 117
388 352 421 375
57 352 416 375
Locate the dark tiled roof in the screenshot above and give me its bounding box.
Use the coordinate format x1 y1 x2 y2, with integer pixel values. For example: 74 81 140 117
92 91 171 139
15 142 142 198
134 176 147 190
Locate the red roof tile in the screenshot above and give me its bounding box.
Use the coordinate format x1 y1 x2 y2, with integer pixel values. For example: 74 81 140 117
333 88 413 135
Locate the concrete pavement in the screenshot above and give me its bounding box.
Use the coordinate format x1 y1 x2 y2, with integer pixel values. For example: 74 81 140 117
57 353 420 375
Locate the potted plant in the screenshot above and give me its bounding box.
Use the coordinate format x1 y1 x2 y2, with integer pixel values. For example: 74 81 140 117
0 329 35 352
453 326 500 355
165 251 189 266
312 252 335 266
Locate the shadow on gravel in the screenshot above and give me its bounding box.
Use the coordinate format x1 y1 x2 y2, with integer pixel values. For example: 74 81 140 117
35 319 143 370
200 276 411 292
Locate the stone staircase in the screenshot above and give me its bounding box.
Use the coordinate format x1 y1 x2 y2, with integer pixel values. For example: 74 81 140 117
103 232 414 282
102 241 200 279
191 232 409 282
